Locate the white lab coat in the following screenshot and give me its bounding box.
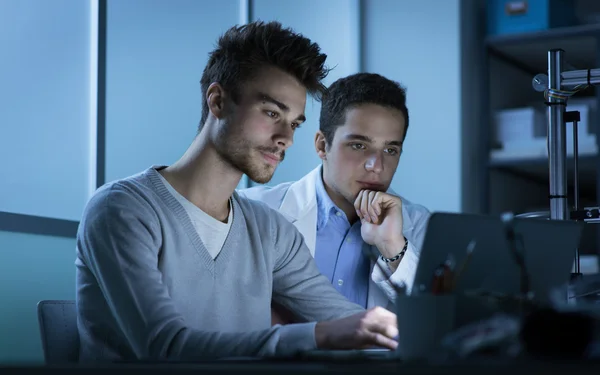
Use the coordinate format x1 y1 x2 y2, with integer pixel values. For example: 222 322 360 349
238 165 430 309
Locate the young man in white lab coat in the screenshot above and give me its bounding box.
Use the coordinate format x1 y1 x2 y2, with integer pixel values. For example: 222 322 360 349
239 73 431 321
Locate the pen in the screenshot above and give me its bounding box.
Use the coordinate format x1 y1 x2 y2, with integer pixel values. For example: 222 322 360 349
432 241 476 295
442 261 454 293
431 259 454 295
431 266 445 295
452 239 476 291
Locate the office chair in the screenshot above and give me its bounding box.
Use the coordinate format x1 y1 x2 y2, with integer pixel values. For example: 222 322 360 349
37 300 79 364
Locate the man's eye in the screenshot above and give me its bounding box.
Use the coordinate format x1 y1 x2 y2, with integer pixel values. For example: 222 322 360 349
386 148 398 155
291 122 301 130
265 111 279 118
350 143 365 150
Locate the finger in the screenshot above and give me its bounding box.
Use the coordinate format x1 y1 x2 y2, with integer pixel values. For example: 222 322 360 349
364 331 399 350
368 305 398 322
384 322 399 339
366 191 378 223
357 308 399 350
370 314 399 336
360 191 371 222
364 307 398 332
354 190 365 219
365 319 399 349
370 191 384 223
364 306 398 333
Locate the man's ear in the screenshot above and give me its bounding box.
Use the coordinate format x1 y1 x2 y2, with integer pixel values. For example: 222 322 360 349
315 131 327 160
206 82 227 119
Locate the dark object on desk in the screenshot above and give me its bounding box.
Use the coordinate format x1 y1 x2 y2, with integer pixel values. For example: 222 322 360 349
520 308 595 359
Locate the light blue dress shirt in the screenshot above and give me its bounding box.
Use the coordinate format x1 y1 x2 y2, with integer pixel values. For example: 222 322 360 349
313 173 371 308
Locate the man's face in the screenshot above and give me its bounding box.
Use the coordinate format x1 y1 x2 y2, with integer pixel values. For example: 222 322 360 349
214 67 307 184
319 103 406 205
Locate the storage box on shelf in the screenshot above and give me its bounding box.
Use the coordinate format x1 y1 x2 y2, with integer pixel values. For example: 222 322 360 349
495 106 545 144
487 0 576 36
490 101 598 163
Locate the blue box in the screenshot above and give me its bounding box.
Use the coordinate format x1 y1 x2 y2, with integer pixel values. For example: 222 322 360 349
487 0 576 36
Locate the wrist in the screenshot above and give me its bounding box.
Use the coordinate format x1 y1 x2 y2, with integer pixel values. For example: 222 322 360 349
379 236 407 261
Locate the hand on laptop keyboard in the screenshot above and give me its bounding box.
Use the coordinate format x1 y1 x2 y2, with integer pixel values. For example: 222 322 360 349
314 306 399 350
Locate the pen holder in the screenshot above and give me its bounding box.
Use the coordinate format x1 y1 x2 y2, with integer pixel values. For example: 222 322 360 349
395 294 456 361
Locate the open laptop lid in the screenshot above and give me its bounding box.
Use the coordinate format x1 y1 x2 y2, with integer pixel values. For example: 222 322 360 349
411 212 585 300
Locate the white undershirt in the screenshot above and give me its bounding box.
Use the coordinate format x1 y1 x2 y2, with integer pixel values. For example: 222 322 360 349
157 173 232 259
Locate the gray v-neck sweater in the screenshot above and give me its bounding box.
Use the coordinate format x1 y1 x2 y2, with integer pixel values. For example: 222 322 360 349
75 167 363 362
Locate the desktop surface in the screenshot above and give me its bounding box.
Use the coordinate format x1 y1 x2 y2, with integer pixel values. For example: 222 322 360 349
2 358 600 375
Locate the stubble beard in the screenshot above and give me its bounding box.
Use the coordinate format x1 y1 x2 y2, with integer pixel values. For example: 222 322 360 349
214 121 283 184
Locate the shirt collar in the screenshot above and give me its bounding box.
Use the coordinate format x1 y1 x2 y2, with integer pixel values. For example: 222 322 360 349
315 167 348 230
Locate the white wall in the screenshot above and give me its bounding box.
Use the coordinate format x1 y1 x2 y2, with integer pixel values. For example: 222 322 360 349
363 0 463 213
0 0 95 221
105 0 242 184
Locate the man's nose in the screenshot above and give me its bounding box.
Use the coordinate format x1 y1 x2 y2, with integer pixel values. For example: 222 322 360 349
364 152 383 173
274 123 294 150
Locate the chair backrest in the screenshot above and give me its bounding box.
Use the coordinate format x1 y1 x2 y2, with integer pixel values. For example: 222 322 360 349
37 300 79 364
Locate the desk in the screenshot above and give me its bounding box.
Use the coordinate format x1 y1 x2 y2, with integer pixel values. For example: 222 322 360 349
1 359 600 375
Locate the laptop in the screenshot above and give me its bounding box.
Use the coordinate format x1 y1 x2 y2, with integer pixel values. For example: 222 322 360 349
411 212 586 326
300 212 585 361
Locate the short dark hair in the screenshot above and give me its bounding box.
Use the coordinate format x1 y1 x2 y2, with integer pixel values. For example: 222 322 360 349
319 73 409 146
199 21 330 129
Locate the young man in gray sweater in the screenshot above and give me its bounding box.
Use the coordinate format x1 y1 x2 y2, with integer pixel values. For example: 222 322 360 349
75 21 399 362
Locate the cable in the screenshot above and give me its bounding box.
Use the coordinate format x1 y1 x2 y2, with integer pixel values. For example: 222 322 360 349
568 287 600 300
544 84 589 103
